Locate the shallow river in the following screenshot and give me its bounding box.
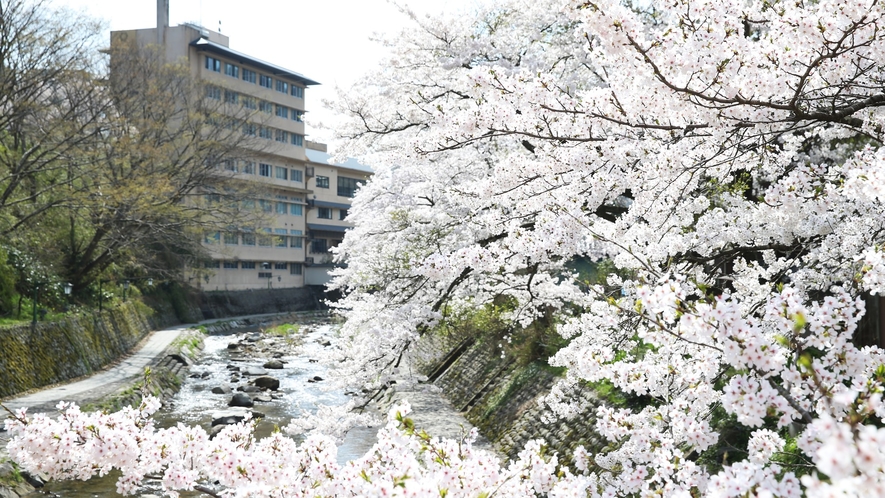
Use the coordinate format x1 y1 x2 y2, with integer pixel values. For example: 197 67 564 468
31 321 378 497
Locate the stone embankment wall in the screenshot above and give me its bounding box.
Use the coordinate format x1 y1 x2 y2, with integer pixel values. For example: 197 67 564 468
198 287 324 319
411 330 607 465
0 302 175 400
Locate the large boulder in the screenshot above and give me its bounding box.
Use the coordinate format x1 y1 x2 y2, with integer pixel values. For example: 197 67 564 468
211 384 232 395
253 376 280 391
228 393 253 408
263 359 284 369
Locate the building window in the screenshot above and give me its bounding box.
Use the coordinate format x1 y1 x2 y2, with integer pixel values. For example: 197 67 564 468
274 228 288 247
290 230 303 248
259 200 272 214
292 110 303 122
204 231 220 244
224 90 238 104
242 96 257 109
259 163 272 177
339 209 349 220
242 68 256 84
318 207 332 219
242 161 255 174
275 129 289 143
274 262 287 270
206 86 221 100
260 74 272 88
275 105 288 119
275 166 288 180
291 134 304 147
205 56 221 72
242 233 256 246
204 260 220 268
258 229 272 246
311 238 328 253
241 261 256 269
276 80 289 93
291 169 303 182
258 271 272 279
275 202 287 214
223 261 238 269
224 232 238 245
221 160 237 172
290 204 303 216
224 63 239 78
316 176 329 188
291 86 304 98
337 176 365 198
259 127 272 140
259 100 273 114
289 263 303 275
242 123 256 136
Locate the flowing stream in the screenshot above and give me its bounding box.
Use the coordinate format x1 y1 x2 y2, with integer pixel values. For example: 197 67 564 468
30 319 379 497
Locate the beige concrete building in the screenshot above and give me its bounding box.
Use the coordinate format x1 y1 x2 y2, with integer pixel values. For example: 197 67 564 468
111 1 370 290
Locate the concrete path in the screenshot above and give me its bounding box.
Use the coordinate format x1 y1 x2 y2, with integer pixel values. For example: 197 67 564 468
0 312 290 414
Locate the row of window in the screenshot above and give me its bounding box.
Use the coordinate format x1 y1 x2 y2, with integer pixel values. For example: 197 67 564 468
241 123 305 147
313 175 365 198
215 88 305 122
206 56 305 99
204 260 304 275
205 229 305 248
218 161 305 184
316 207 348 220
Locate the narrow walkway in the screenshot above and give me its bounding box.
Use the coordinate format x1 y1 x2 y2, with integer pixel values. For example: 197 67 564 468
0 312 289 414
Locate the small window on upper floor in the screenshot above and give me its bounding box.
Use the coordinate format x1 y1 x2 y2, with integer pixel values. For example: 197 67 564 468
317 207 332 219
275 105 288 119
260 74 273 88
316 176 329 189
259 163 272 177
205 56 221 72
291 169 303 183
224 63 239 78
242 68 256 84
291 86 304 98
275 166 288 180
339 209 349 220
259 101 273 114
291 134 304 147
276 80 289 94
292 110 304 122
224 90 238 104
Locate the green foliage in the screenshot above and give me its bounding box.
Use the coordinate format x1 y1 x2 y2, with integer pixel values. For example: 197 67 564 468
266 323 301 337
0 247 15 315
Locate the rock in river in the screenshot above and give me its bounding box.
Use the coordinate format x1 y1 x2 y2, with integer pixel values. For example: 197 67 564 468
228 393 254 408
263 359 284 369
253 376 280 391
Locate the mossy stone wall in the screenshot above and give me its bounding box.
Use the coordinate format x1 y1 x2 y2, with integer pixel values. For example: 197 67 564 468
0 303 169 399
412 330 606 464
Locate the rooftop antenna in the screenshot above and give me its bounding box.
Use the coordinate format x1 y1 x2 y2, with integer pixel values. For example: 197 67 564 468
218 20 222 34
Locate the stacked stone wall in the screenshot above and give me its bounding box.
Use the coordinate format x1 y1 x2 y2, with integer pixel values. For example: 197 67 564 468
0 303 168 399
413 333 607 465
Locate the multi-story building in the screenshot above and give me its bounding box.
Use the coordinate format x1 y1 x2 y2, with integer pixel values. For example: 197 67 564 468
111 1 370 290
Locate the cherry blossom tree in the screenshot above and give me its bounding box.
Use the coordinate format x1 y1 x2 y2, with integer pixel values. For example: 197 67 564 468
7 0 885 496
327 0 885 495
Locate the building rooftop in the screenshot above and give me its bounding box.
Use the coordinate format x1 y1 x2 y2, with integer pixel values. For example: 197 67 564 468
306 149 373 174
191 38 320 86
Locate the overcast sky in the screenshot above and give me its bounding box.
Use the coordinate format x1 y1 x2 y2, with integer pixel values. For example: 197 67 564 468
52 0 478 149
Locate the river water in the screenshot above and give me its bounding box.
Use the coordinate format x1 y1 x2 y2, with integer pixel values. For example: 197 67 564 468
30 320 379 497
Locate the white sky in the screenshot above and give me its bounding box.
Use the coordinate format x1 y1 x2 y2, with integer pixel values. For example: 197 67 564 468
52 0 478 149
